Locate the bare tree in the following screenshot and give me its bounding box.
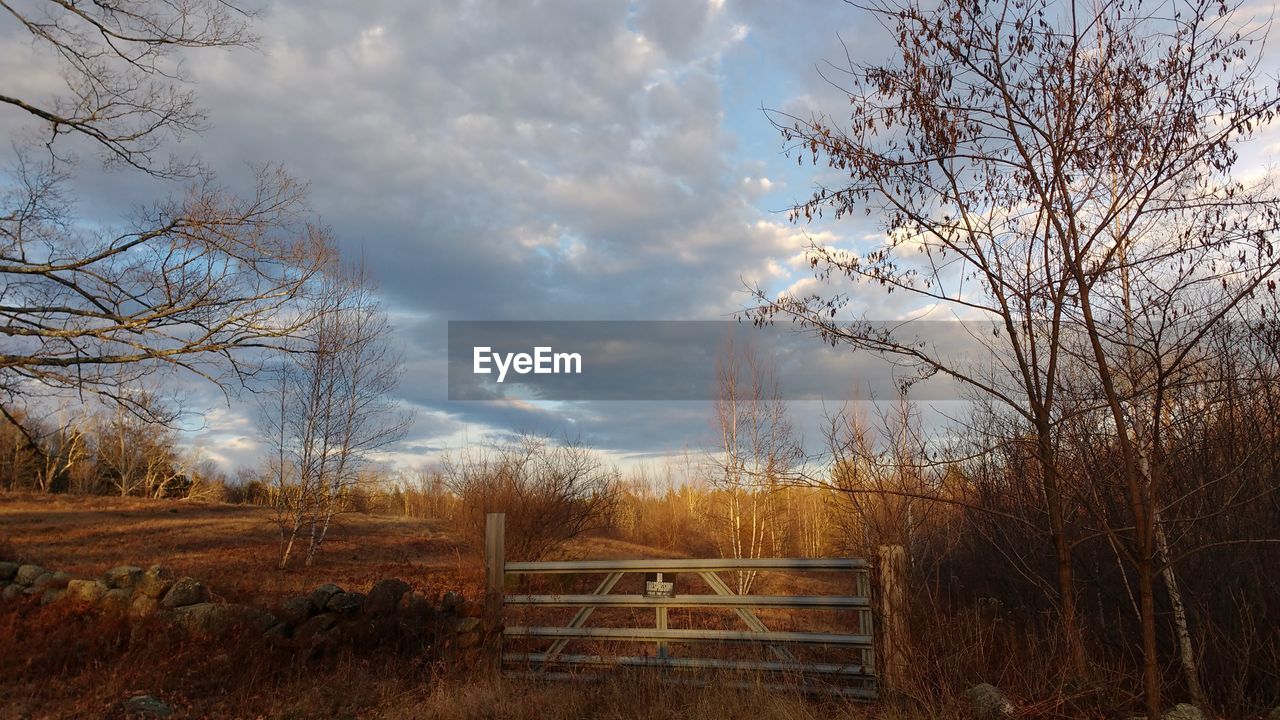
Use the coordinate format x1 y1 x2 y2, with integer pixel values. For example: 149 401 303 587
2 0 255 177
752 1 1280 714
261 263 410 569
393 467 457 520
1 0 333 426
1 159 335 420
823 396 948 558
708 337 801 593
0 400 87 492
93 389 181 497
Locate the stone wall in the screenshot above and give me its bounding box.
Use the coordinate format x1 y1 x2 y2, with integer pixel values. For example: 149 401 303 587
0 558 487 664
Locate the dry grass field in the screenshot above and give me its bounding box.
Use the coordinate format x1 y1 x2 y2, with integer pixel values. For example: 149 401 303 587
0 493 480 605
0 493 895 720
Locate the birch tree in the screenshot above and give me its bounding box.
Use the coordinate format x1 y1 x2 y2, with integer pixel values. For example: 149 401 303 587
710 339 801 594
262 264 410 569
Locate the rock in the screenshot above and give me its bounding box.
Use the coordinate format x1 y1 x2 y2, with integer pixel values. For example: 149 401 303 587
160 577 208 608
0 561 18 581
364 578 411 616
104 565 144 590
1164 705 1204 720
14 564 44 586
340 617 378 648
99 588 132 617
66 578 109 604
325 591 365 614
26 568 69 591
441 591 465 614
173 603 275 637
1 584 19 601
309 625 344 653
129 594 160 622
24 571 72 594
40 589 65 605
123 694 173 718
456 618 482 649
135 565 176 599
398 592 436 638
245 606 279 633
369 616 408 646
965 683 1014 719
23 571 54 593
276 596 315 626
294 612 340 643
398 591 434 621
263 621 290 642
25 571 68 593
1267 707 1280 720
44 571 72 590
308 583 343 610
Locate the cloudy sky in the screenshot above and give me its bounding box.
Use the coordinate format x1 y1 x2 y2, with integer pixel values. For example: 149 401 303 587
4 0 1279 473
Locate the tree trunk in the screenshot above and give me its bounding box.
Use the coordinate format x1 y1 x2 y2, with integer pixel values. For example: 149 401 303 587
1055 527 1085 673
1156 520 1207 709
305 509 334 567
1139 556 1161 720
279 521 300 570
1038 429 1086 674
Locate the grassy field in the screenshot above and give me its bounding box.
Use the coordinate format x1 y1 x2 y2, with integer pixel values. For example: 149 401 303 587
0 493 479 605
0 493 899 720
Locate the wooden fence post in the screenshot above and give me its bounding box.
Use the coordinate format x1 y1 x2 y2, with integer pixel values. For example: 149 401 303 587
877 544 908 696
484 512 506 679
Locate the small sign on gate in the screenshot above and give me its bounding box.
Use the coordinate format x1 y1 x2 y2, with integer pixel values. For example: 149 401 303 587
644 572 675 598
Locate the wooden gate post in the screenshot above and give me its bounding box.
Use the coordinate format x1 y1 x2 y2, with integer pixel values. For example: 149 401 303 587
484 512 506 679
877 544 908 696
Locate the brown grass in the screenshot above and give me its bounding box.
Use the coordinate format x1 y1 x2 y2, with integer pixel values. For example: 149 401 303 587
0 593 443 719
0 492 481 603
0 589 896 720
386 675 884 720
0 493 957 719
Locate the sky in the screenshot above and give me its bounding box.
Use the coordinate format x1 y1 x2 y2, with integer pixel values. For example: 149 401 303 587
4 0 1280 474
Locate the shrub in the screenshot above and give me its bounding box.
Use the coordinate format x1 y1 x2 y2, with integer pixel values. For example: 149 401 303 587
444 434 620 561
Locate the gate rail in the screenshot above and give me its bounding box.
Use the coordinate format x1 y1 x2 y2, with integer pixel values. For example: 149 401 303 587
483 513 903 700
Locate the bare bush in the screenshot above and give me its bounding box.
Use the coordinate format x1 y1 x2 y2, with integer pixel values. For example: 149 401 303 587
444 434 620 561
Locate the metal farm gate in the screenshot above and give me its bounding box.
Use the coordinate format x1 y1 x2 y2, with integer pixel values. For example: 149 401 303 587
481 513 903 699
